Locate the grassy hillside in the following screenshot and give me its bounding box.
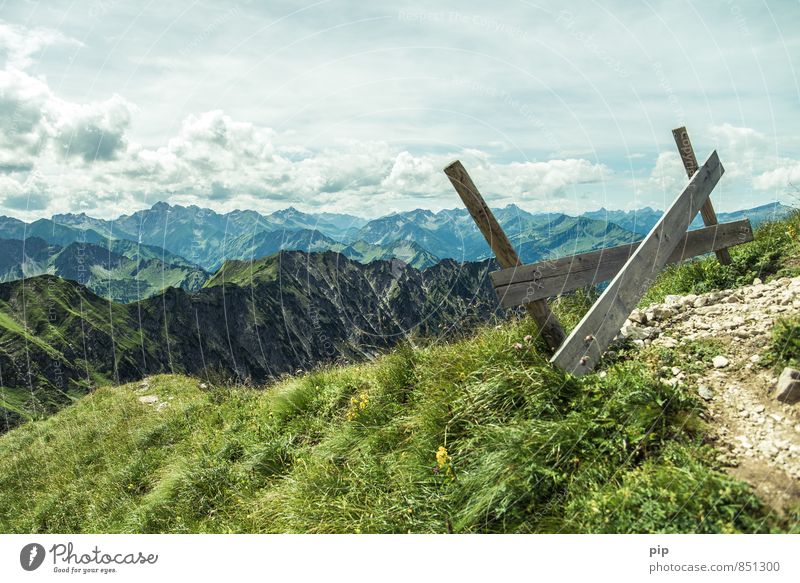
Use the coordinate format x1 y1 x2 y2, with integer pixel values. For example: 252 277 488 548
0 210 797 533
0 316 792 534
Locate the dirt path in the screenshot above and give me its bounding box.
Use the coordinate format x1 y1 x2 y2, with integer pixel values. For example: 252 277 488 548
621 276 800 514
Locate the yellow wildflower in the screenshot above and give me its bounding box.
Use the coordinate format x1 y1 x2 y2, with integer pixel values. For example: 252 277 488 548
436 446 449 469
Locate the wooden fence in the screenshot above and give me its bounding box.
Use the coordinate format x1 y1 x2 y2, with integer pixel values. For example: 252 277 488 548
444 127 753 376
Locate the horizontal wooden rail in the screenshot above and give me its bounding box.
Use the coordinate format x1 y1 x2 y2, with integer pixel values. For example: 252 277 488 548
491 219 752 308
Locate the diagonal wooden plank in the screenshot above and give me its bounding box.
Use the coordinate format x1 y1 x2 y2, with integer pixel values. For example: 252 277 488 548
443 160 566 352
672 126 732 265
492 219 752 308
551 151 724 376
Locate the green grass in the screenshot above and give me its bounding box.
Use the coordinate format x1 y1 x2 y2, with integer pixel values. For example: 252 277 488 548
204 257 280 288
768 316 800 370
0 211 798 533
0 318 787 533
641 209 800 306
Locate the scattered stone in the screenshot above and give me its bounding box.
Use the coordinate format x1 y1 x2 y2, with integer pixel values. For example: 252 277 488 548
138 395 158 405
603 276 800 481
753 277 763 285
656 306 677 320
629 309 647 324
757 440 779 457
774 367 800 404
656 336 678 348
698 386 714 401
199 382 208 389
712 355 730 369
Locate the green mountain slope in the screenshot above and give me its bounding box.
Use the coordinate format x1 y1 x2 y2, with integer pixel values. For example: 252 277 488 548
0 237 209 303
0 251 500 432
0 276 144 431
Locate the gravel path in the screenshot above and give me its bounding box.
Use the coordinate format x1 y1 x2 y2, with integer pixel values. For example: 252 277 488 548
620 276 800 513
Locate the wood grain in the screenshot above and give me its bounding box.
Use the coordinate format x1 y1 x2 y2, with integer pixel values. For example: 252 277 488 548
443 160 566 352
492 219 752 308
672 126 732 265
550 151 724 376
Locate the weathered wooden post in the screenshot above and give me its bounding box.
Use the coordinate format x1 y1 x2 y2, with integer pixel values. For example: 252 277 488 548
444 161 566 353
672 126 732 265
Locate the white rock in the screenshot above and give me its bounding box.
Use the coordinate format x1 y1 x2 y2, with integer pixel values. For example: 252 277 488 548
629 309 647 324
657 336 678 348
753 277 763 285
651 306 676 321
757 441 779 457
712 355 730 369
698 386 714 401
138 395 158 405
620 322 648 340
775 367 800 404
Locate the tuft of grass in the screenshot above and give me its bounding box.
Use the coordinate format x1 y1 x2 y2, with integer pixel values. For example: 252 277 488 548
768 317 800 369
642 209 800 305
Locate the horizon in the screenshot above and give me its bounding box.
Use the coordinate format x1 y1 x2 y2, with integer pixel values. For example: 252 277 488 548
1 2 799 221
0 198 793 225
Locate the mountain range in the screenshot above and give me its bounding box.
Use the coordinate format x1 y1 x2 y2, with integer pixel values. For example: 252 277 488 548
583 202 792 235
0 251 500 432
0 237 208 303
0 201 792 304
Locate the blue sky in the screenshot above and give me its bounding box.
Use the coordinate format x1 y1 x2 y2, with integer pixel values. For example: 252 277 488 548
0 0 798 219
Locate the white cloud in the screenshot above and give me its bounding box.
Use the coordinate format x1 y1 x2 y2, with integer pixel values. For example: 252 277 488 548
708 123 767 151
753 160 800 191
53 94 136 161
639 151 684 195
0 68 51 163
0 21 81 70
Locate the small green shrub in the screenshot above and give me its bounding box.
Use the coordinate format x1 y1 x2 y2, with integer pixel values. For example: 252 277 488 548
769 317 800 369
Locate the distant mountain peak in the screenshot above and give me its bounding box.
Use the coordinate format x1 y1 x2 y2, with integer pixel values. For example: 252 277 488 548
272 206 303 217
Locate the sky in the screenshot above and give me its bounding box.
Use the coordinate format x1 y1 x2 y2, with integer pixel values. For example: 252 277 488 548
0 0 799 220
